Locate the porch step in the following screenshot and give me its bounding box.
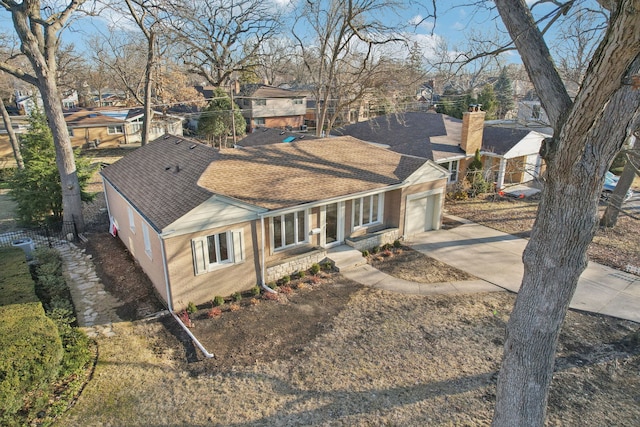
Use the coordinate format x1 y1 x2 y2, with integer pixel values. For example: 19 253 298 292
328 245 367 272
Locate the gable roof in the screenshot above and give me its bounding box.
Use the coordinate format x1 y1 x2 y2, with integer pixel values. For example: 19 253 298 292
65 110 126 127
238 84 304 99
333 112 463 160
481 126 532 156
101 135 220 232
198 136 428 211
235 128 320 147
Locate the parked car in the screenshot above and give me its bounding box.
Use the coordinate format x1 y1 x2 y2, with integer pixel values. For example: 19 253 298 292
602 171 633 202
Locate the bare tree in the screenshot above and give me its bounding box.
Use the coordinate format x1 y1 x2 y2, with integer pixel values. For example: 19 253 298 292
163 0 282 86
553 6 608 87
292 0 412 136
89 32 147 106
488 1 640 426
0 0 88 232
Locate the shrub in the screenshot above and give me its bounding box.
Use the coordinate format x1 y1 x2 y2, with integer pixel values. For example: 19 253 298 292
382 249 393 257
297 282 308 290
393 239 402 248
229 303 241 312
232 292 242 302
186 302 198 314
310 263 321 275
250 286 261 296
268 281 278 290
36 259 63 277
309 275 322 285
323 261 333 270
279 285 293 295
36 273 68 301
0 303 63 424
33 247 62 266
281 275 291 285
263 291 279 301
249 298 260 305
213 296 225 307
371 246 380 254
297 270 306 279
207 307 222 318
362 250 369 257
178 310 193 328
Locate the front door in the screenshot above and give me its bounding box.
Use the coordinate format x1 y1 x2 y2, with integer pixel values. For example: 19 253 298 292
324 202 343 247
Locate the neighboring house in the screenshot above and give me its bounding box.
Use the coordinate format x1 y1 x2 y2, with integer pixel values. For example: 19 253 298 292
0 116 29 168
236 84 306 132
516 100 551 128
65 108 184 148
101 134 448 310
333 110 550 190
65 110 130 147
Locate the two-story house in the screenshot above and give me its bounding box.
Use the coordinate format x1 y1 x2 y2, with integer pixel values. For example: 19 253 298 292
236 85 306 132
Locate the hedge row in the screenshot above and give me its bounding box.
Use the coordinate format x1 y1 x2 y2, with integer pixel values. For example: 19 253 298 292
0 247 92 426
0 248 64 425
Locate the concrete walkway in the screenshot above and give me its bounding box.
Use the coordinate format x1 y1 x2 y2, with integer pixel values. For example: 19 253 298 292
331 215 640 323
404 215 640 323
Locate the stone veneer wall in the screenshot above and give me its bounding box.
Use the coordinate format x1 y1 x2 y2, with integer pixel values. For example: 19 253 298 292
265 248 327 283
346 228 400 252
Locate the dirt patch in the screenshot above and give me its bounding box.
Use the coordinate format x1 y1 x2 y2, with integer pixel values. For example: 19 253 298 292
367 245 476 283
186 277 365 372
81 232 165 320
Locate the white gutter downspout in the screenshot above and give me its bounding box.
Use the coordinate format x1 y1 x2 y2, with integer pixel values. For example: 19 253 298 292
160 234 214 359
259 214 276 293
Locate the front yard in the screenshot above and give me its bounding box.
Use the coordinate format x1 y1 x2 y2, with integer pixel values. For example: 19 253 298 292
56 194 640 426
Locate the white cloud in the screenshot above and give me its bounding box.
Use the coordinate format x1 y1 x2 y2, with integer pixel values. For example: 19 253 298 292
409 14 435 32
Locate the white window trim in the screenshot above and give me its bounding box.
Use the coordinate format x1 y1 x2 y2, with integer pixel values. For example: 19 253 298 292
127 207 136 233
192 230 244 275
108 125 124 134
271 209 308 252
441 160 460 183
142 223 152 259
352 193 384 230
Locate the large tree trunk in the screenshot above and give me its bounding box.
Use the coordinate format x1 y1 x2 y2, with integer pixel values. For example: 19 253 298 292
8 3 87 233
0 97 24 170
492 1 640 426
39 75 86 232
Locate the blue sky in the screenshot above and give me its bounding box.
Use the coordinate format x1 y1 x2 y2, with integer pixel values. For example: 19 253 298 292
1 0 604 67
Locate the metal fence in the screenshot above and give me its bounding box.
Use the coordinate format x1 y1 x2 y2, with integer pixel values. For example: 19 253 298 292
0 221 77 250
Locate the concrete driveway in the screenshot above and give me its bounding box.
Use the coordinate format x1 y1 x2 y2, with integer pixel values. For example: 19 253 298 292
406 216 640 323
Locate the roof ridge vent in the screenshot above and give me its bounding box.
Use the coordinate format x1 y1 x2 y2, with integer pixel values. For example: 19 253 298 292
175 139 181 144
189 144 197 149
164 134 171 140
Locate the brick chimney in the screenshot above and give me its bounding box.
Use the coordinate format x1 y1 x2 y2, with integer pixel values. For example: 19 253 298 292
460 105 486 155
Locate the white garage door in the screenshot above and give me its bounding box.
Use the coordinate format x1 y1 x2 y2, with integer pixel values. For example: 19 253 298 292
406 193 438 235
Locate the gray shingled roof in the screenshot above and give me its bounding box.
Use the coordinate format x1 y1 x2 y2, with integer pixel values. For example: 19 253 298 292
199 136 428 210
100 135 219 232
481 126 532 155
238 84 304 98
235 128 320 147
332 112 451 156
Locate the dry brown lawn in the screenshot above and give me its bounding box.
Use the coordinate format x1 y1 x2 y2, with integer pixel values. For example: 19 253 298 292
55 194 640 426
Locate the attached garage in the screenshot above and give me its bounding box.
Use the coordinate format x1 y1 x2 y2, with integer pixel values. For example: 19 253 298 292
405 190 443 235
